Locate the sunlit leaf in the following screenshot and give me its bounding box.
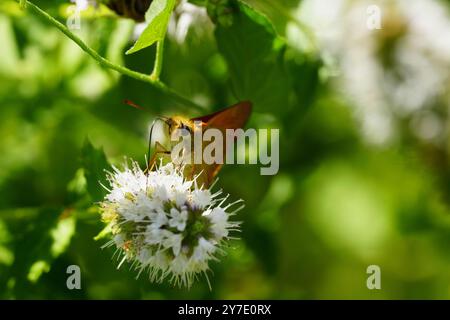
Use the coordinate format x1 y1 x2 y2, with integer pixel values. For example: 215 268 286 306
126 0 176 55
27 260 50 283
0 219 13 266
93 221 113 241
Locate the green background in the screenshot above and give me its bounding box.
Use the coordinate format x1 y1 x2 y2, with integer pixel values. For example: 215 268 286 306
0 0 449 299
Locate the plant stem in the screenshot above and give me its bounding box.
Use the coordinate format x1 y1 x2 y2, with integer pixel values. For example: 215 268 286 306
22 0 205 112
151 39 164 81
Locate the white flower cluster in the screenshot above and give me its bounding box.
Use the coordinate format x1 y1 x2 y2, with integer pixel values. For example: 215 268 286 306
100 161 242 288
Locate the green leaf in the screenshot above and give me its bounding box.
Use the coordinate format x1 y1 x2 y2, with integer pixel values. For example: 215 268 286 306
93 221 113 241
206 0 235 27
126 0 176 55
215 0 289 113
27 213 76 283
81 139 110 202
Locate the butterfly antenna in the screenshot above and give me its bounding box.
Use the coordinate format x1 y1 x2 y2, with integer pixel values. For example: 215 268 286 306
123 99 146 111
121 100 170 185
146 118 158 173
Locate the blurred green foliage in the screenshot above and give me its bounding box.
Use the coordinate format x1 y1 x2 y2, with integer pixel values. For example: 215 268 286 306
0 0 449 299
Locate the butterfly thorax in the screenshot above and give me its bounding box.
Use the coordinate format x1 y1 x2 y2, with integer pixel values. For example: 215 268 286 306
167 116 206 139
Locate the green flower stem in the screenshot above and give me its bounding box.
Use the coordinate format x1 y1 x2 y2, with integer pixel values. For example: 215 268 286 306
151 39 165 81
22 0 205 112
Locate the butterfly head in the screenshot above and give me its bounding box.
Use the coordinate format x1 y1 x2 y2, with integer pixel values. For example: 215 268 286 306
165 116 194 137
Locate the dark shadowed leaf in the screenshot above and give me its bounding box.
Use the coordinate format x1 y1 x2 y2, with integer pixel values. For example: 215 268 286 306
0 207 75 296
215 0 289 113
81 139 110 202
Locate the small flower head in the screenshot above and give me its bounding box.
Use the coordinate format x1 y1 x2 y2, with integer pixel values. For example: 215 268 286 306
99 160 242 288
70 0 97 10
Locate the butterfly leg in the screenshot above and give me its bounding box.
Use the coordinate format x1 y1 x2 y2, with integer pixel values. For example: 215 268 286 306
145 141 171 173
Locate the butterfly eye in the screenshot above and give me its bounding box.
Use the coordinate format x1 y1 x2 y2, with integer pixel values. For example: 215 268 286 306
179 124 192 135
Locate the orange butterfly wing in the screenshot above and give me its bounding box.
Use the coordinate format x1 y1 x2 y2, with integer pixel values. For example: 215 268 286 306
189 101 252 187
192 101 252 129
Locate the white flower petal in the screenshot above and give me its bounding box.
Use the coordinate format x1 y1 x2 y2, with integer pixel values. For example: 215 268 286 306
191 189 212 210
169 208 188 231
